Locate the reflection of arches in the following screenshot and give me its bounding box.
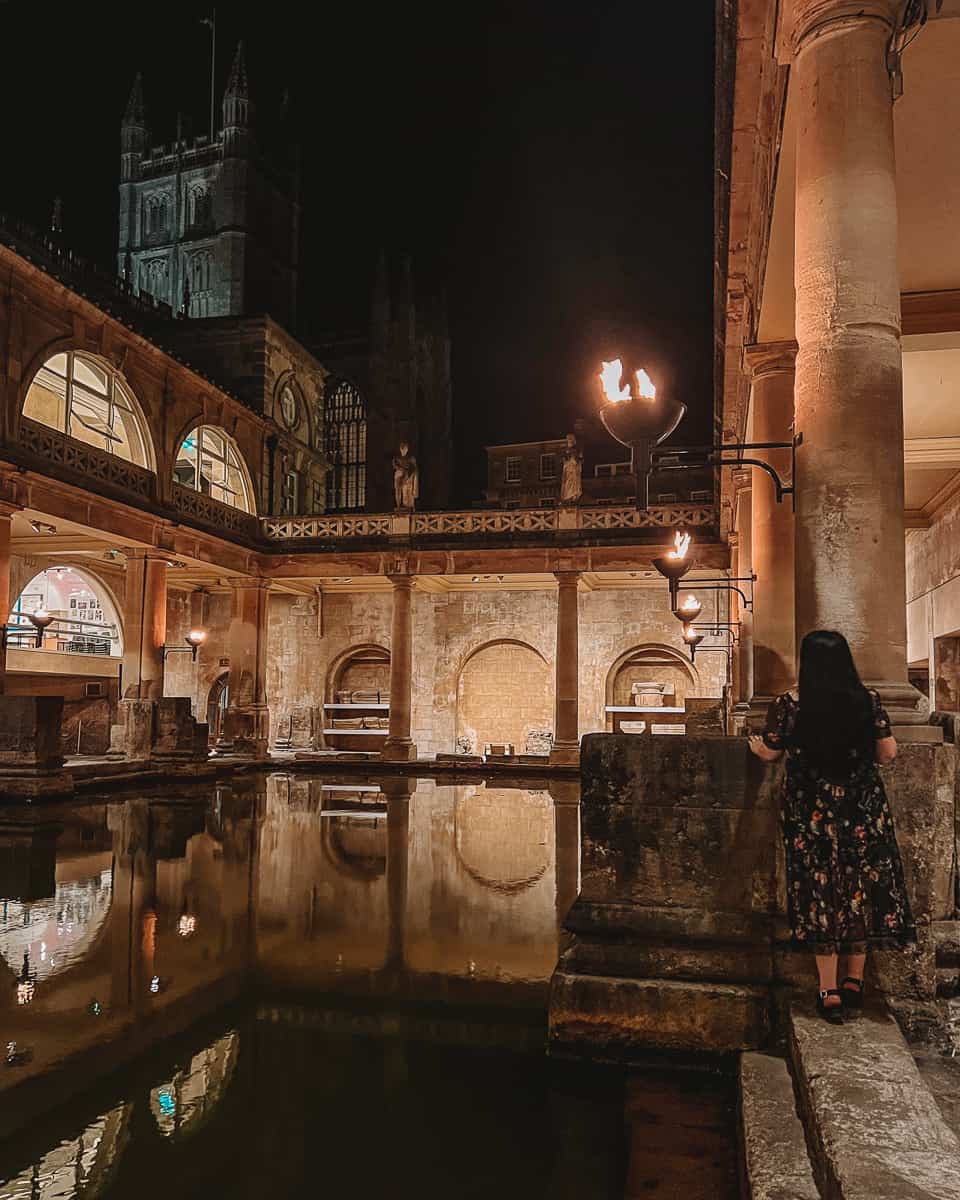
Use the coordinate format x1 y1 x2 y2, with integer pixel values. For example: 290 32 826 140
11 566 123 656
206 673 229 743
22 350 156 470
604 644 700 725
321 816 387 881
0 868 113 986
0 1102 131 1198
456 639 551 755
454 789 551 894
150 1031 239 1139
174 425 255 513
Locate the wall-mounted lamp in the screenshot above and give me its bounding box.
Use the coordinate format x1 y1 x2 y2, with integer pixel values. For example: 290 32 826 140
681 623 705 659
160 628 208 663
27 608 54 648
653 530 694 604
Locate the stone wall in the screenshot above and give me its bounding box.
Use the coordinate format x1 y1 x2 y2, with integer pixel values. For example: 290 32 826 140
265 584 727 757
906 486 960 697
164 590 232 723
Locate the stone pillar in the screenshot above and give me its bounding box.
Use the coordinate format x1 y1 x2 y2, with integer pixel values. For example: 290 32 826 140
745 342 797 717
220 578 271 757
791 0 922 723
550 572 581 766
0 503 19 695
120 550 168 701
734 488 753 707
383 575 417 762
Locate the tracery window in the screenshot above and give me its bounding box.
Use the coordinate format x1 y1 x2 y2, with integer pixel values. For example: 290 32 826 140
140 256 169 302
146 193 169 236
174 426 254 512
23 351 155 468
188 185 212 227
325 380 366 511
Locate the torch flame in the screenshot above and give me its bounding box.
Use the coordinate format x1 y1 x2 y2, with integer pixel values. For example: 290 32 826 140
599 359 630 403
598 360 658 403
680 594 699 612
670 531 691 560
635 368 656 399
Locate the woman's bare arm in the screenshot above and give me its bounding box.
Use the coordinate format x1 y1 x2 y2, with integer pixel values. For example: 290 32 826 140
748 735 783 763
876 735 898 765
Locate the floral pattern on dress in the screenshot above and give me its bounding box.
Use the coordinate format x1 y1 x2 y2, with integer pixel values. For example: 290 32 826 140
763 689 916 954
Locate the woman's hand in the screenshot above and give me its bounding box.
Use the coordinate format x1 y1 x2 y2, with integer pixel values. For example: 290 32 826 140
749 735 783 763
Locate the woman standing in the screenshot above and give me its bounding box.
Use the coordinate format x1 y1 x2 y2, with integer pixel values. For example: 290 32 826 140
749 630 915 1024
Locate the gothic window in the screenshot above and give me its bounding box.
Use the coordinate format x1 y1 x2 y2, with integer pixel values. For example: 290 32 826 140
188 186 212 228
325 381 366 511
174 426 254 512
146 193 169 236
140 257 169 303
23 351 155 469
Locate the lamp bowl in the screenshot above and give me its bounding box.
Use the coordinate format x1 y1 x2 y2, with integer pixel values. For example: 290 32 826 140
652 555 693 583
598 394 687 450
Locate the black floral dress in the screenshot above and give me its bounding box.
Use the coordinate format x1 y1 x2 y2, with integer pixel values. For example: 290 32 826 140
763 690 915 954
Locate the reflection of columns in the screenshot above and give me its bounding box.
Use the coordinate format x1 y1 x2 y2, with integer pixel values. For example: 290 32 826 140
550 572 580 766
108 799 156 1015
746 342 797 713
791 0 921 722
383 575 417 762
548 780 580 933
121 551 168 700
382 777 414 972
221 577 271 756
0 503 19 695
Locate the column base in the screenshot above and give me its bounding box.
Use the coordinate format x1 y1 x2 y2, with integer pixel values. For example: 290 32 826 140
382 739 418 762
549 742 581 767
868 680 929 727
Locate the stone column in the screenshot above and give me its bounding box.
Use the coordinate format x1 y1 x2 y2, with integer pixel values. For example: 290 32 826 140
549 779 581 933
121 550 168 701
745 342 797 717
383 575 417 762
220 577 271 757
0 503 19 694
550 572 580 766
791 0 922 722
734 488 753 707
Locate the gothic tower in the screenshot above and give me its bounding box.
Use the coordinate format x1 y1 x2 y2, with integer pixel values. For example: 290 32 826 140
117 45 301 326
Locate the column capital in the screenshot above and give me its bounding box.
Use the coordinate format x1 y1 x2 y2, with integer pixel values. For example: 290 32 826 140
787 0 901 54
387 573 416 590
742 340 798 381
221 575 271 592
553 570 581 587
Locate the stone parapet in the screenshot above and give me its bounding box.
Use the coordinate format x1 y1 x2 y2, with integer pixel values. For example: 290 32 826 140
0 696 72 798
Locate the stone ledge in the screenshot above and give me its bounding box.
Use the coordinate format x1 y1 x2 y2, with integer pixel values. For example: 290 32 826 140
739 1052 819 1200
789 1006 960 1199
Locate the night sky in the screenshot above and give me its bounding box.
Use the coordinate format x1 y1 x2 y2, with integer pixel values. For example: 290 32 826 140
0 1 715 501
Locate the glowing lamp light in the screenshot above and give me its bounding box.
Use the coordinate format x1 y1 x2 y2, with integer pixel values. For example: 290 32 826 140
16 980 34 1006
177 913 197 938
653 530 695 589
185 628 207 651
150 975 161 994
676 594 702 622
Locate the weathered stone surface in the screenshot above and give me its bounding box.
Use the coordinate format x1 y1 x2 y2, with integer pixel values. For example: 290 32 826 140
740 1052 819 1200
0 696 72 797
790 1007 960 1200
549 972 770 1053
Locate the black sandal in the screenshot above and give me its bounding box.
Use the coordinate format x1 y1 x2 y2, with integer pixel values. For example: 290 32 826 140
816 988 845 1025
841 976 864 1014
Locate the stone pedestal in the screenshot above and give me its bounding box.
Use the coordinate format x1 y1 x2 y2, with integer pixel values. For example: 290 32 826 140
549 733 779 1055
549 571 581 766
790 0 923 723
383 576 417 762
0 696 72 798
219 578 271 758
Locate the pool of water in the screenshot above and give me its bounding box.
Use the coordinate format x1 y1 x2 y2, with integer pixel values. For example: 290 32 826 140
0 773 738 1199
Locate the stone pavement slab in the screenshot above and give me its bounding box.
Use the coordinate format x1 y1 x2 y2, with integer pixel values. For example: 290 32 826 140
739 1051 819 1200
790 1006 960 1200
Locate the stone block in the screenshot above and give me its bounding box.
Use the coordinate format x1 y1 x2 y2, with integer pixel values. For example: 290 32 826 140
152 698 209 763
739 1052 819 1200
0 697 72 798
115 699 154 761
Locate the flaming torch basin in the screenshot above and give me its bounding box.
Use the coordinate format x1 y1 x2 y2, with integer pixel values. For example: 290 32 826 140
596 363 686 510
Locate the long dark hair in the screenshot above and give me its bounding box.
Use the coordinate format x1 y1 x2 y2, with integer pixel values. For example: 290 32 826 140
795 630 874 777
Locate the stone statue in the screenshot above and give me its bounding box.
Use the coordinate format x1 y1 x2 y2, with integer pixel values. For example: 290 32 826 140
393 442 419 510
560 432 583 504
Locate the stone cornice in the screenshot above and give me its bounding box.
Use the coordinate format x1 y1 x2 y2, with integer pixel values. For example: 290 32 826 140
742 340 798 380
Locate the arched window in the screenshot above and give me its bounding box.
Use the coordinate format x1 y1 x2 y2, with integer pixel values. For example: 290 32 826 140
147 193 169 235
189 186 211 227
23 351 155 469
325 380 366 511
9 566 122 657
175 426 254 512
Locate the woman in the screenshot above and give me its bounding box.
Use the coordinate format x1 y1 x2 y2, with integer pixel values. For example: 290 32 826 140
749 630 915 1024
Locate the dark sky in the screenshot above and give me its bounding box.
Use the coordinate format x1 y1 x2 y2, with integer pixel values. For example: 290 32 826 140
0 1 715 501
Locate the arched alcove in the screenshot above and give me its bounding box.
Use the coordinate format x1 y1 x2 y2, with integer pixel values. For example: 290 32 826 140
327 644 391 703
174 425 255 513
321 815 387 881
604 644 700 725
23 350 156 470
456 639 552 755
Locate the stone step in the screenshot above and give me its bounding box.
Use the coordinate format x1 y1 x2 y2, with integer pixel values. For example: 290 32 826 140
739 1051 819 1200
935 921 960 968
789 1005 960 1199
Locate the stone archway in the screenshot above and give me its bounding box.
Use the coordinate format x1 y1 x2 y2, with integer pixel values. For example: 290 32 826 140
456 639 552 755
604 644 699 728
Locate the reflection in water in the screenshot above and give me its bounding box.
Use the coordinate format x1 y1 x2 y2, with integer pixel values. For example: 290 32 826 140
0 1104 129 1200
149 1032 239 1139
0 774 728 1199
0 870 112 984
